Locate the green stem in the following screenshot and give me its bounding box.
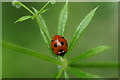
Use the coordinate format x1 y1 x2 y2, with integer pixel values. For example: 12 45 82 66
64 69 69 79
16 2 51 41
18 2 35 15
56 66 64 79
37 0 50 16
56 57 68 79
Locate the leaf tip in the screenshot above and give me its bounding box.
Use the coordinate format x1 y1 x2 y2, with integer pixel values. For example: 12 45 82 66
32 7 38 13
66 0 68 6
66 0 68 3
14 20 18 23
105 46 111 49
94 6 99 11
100 45 111 51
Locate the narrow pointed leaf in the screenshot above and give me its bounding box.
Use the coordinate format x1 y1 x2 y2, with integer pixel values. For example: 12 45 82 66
32 7 56 56
33 7 51 42
57 1 68 36
68 6 99 55
67 67 102 78
15 16 32 23
2 41 62 65
41 9 49 14
38 14 51 43
69 46 110 63
33 7 50 48
70 62 118 68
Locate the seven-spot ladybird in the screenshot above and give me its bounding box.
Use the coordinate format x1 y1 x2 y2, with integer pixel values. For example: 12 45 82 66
51 35 68 56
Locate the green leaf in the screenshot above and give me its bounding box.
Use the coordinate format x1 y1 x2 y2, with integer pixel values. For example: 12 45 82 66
68 6 99 55
33 7 51 42
41 9 49 14
32 7 56 56
69 46 110 63
38 15 51 43
57 1 68 36
70 62 118 68
15 16 32 23
33 7 51 47
67 67 102 78
2 41 62 65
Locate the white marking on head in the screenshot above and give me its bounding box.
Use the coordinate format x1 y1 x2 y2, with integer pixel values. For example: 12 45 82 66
58 52 61 54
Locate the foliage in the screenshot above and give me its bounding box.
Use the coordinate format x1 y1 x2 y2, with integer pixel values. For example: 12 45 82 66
1 1 118 79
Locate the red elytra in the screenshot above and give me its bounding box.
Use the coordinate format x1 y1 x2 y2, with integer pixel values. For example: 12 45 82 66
50 35 68 56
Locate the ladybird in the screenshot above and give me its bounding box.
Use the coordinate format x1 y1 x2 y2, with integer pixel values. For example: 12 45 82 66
51 35 68 56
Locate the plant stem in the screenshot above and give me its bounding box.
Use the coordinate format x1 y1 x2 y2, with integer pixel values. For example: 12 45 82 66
37 0 50 16
56 57 69 79
18 2 35 15
16 2 51 41
57 56 63 71
63 58 69 79
64 69 69 79
56 66 64 79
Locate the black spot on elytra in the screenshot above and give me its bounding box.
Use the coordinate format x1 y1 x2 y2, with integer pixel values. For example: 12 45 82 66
66 44 68 46
52 48 54 51
61 37 64 38
54 44 57 47
51 40 53 42
61 42 64 45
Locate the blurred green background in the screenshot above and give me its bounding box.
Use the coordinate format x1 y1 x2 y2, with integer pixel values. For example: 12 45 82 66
0 1 2 79
2 2 118 78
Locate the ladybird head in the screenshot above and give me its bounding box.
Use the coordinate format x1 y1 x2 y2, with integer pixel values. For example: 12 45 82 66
57 49 66 56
